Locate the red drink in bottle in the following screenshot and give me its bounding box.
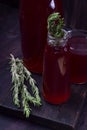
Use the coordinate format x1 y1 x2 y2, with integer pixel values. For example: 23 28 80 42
19 0 63 74
43 34 71 104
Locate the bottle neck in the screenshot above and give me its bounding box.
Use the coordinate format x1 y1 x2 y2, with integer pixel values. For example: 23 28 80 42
47 30 70 47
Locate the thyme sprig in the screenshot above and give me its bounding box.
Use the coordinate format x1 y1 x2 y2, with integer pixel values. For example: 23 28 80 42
10 54 42 117
47 12 64 38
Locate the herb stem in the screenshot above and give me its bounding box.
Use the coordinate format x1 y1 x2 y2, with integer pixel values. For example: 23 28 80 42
10 54 42 118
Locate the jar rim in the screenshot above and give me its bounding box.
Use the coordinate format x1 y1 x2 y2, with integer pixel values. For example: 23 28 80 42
68 29 87 38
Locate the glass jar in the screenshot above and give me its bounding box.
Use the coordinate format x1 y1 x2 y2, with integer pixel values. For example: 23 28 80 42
42 33 71 104
68 30 87 84
19 0 64 74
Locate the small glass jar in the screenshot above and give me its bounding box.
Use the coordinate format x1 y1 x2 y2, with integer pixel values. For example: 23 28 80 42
42 33 71 104
68 30 87 84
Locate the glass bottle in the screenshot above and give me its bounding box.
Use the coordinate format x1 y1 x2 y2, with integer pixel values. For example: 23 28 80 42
67 30 87 84
42 33 71 104
19 0 64 74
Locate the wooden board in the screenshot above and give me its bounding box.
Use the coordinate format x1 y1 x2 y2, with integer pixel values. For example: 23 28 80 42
0 60 87 130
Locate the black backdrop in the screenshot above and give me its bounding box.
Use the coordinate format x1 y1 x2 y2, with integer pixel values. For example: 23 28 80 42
0 0 19 7
0 0 87 30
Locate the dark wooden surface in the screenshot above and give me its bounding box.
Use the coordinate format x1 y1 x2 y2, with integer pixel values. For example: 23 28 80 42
0 3 87 130
0 57 87 130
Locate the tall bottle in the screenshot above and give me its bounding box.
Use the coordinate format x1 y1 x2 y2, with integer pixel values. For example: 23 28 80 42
19 0 63 74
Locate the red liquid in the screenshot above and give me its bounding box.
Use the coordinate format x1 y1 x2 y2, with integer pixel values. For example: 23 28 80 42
19 0 63 74
43 44 70 104
68 37 87 83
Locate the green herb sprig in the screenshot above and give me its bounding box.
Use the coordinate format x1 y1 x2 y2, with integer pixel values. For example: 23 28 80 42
10 54 42 118
47 12 64 38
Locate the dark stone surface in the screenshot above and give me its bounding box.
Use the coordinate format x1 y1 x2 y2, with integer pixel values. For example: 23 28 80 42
0 3 87 130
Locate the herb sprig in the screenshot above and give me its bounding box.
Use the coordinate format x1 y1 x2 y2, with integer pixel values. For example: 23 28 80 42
10 54 42 118
47 12 64 38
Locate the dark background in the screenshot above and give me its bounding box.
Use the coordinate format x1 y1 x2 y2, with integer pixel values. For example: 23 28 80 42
0 0 19 7
0 0 87 30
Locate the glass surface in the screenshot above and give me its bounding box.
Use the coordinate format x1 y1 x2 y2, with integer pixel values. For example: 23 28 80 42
42 35 71 104
19 0 63 74
68 30 87 84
